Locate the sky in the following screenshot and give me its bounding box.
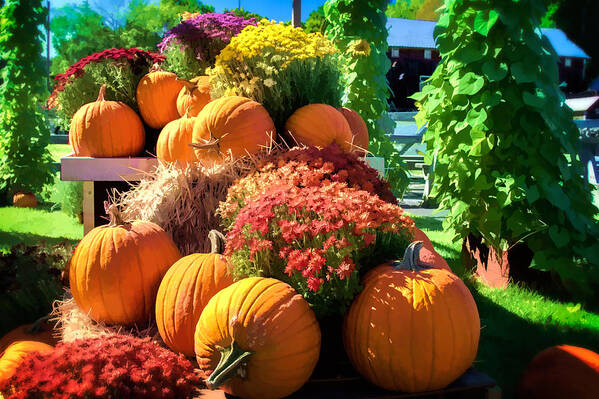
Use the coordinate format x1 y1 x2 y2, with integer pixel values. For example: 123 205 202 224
49 0 327 23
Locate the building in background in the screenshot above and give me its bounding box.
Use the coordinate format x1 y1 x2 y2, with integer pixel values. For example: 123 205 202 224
386 18 591 110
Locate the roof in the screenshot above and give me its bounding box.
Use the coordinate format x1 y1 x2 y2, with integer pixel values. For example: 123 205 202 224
387 18 590 59
565 96 599 113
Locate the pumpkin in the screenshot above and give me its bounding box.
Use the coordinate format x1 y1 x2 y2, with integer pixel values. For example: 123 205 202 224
12 192 37 208
69 205 181 325
156 231 233 357
413 227 451 271
285 104 353 151
177 76 212 117
0 341 53 383
137 68 184 129
195 277 321 399
156 110 197 166
337 107 369 155
516 345 599 399
69 85 145 157
191 96 275 167
343 242 480 392
0 319 57 356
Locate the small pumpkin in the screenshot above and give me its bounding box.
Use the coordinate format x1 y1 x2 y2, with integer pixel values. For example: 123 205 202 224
177 76 212 117
0 341 53 383
12 192 37 208
516 345 599 399
413 227 451 271
137 68 184 129
285 104 353 151
191 96 275 167
344 242 480 392
156 110 198 166
156 231 233 357
0 319 57 356
69 85 145 157
337 107 369 155
69 205 181 325
195 277 321 399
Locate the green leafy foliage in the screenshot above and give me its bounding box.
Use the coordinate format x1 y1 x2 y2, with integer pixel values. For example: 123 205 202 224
0 0 54 200
51 180 83 220
305 5 328 34
386 0 443 20
325 0 409 196
412 0 599 295
0 242 70 335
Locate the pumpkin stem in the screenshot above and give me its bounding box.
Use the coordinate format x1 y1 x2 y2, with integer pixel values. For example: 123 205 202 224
189 138 220 153
206 341 253 390
97 84 107 102
149 63 163 73
208 230 226 254
395 241 430 272
177 78 196 92
105 203 125 227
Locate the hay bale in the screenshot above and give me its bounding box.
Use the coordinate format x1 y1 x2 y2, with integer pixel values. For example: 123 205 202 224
112 159 259 256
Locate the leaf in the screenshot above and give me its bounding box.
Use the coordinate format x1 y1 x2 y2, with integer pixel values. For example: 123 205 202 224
473 10 499 37
482 61 508 82
455 72 485 96
511 62 537 83
545 183 571 210
548 225 570 248
526 185 540 204
466 107 488 127
522 90 547 109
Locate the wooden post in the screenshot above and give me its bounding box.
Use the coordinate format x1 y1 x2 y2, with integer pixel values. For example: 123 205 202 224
82 181 94 235
292 0 301 28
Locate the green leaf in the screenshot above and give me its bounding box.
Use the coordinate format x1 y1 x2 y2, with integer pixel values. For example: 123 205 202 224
473 10 499 37
482 61 508 82
511 62 537 83
548 225 570 248
526 185 540 204
466 107 488 127
522 90 547 108
455 72 485 96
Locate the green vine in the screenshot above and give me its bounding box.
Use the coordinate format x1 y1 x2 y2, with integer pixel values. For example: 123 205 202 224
412 0 599 294
324 0 409 197
0 0 54 200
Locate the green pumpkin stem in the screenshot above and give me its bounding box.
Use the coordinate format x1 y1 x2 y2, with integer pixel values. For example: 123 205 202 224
208 230 226 254
395 241 428 272
206 341 253 390
97 84 107 102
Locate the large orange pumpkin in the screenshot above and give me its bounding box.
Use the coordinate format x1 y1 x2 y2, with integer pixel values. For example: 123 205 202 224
344 242 480 392
156 231 233 357
195 277 321 399
69 85 145 157
285 104 353 151
516 345 599 399
137 68 184 129
156 111 197 166
177 76 212 117
69 205 181 325
0 320 57 356
12 192 37 208
191 96 275 167
337 107 369 155
413 227 451 271
0 341 53 383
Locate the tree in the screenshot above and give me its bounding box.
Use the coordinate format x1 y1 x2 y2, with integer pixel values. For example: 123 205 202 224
325 0 409 196
0 0 54 201
413 0 599 295
415 0 443 21
222 7 265 20
305 5 328 34
386 0 422 19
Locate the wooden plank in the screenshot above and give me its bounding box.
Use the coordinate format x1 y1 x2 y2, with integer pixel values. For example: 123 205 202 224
82 181 94 235
60 156 158 182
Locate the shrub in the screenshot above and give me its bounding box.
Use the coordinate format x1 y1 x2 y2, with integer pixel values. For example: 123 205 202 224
0 0 55 200
47 48 165 129
0 334 201 398
224 182 414 318
158 12 257 80
412 0 599 294
52 180 83 220
208 19 342 132
218 144 397 230
0 242 71 336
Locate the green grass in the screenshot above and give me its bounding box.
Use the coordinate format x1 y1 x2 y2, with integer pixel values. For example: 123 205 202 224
407 212 599 399
48 143 71 162
0 205 83 253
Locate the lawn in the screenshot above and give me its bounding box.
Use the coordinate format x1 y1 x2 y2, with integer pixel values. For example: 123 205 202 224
407 212 599 398
48 143 71 162
0 206 83 253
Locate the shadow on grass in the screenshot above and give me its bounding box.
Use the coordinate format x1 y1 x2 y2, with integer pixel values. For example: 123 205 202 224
471 289 599 399
0 230 79 253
